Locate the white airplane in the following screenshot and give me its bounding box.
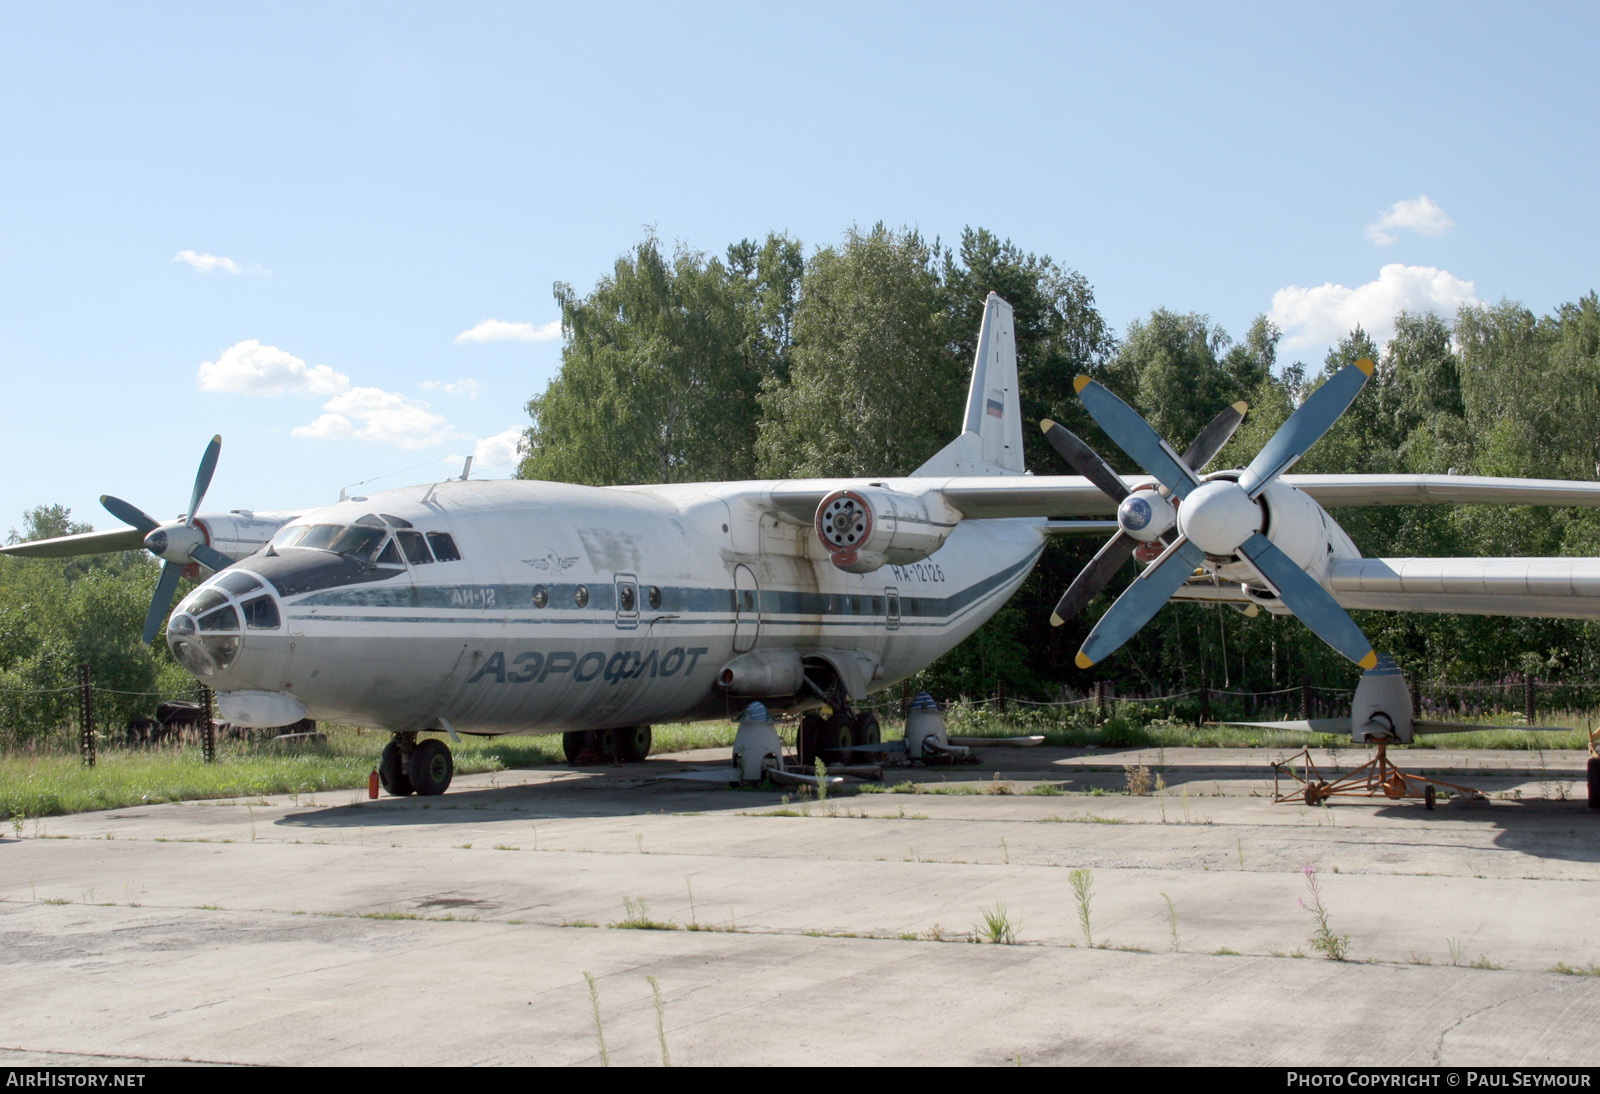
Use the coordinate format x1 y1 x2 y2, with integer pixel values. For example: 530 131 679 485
10 293 1600 796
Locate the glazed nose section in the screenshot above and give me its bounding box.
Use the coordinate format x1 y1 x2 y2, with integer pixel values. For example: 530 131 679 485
166 607 241 678
166 574 283 679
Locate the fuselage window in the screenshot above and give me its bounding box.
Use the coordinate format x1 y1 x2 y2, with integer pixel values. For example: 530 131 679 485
241 595 280 629
427 532 461 562
619 585 636 611
218 572 262 596
187 589 228 616
574 584 589 608
397 530 433 564
532 585 548 608
197 605 240 633
648 585 662 610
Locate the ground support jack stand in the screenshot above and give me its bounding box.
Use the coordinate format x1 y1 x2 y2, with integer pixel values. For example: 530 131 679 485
1272 743 1483 809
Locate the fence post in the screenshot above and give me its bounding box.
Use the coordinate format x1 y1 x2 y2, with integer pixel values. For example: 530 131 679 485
1300 675 1311 720
77 663 95 769
1198 686 1210 725
900 680 910 718
1525 674 1535 726
198 684 216 763
995 678 1007 713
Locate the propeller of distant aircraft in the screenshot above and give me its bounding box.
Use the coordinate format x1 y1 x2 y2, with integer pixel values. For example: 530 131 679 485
100 434 234 644
1045 359 1379 672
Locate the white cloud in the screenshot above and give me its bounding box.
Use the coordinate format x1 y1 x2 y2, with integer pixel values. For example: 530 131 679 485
471 427 526 472
421 378 481 399
1364 196 1455 246
453 319 561 344
291 386 457 449
197 340 350 396
172 250 263 274
1269 264 1481 354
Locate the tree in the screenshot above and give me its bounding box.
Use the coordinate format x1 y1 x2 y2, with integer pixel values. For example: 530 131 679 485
756 224 961 478
7 504 91 544
519 232 799 486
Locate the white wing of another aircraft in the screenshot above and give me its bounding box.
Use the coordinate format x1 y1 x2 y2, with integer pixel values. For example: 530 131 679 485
9 291 1600 796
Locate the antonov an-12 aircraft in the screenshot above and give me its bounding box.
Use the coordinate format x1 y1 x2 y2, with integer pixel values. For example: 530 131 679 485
11 293 1600 796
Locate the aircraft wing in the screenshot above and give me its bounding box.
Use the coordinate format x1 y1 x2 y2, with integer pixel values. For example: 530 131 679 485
762 473 1600 524
1172 557 1600 622
0 527 147 558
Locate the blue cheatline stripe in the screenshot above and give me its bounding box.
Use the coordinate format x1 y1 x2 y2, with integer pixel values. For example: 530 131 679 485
287 546 1044 628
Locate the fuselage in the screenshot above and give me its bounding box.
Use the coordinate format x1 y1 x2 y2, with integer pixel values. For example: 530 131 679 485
167 477 1046 735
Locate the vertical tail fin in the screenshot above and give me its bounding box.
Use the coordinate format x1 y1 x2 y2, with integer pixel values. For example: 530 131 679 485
912 292 1025 476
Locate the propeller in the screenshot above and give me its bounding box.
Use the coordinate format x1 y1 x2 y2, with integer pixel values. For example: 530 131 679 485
101 435 233 644
1041 400 1247 625
1065 360 1378 672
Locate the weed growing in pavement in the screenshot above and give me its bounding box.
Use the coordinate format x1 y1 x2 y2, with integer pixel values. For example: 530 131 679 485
1300 865 1349 961
1070 868 1095 947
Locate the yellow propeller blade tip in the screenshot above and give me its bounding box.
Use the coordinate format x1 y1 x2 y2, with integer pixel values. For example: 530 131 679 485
1232 401 1248 415
1040 418 1056 434
1049 613 1065 627
1358 651 1378 670
1074 651 1095 670
1073 375 1091 394
1354 358 1375 377
1243 604 1260 618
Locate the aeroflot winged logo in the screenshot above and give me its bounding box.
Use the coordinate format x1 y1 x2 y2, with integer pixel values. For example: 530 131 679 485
524 549 579 572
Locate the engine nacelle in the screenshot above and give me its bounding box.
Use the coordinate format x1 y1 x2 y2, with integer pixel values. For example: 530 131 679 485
814 487 959 574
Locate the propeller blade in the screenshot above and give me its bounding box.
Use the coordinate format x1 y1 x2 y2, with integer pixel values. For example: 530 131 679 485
101 495 158 535
1181 401 1249 472
0 527 147 558
142 561 184 645
189 543 233 573
1074 377 1202 499
1236 533 1376 669
1239 360 1372 498
1050 530 1137 626
184 435 222 529
1075 537 1205 668
1040 419 1129 504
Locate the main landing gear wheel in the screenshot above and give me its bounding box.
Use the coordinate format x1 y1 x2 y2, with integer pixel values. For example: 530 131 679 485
562 731 585 763
378 741 413 797
616 726 652 763
797 713 827 767
853 711 882 759
819 711 856 764
408 738 454 796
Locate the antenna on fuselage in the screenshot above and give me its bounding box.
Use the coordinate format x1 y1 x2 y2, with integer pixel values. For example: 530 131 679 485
458 456 473 481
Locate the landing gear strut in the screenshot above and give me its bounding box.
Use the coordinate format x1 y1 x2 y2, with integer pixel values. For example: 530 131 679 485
378 732 455 797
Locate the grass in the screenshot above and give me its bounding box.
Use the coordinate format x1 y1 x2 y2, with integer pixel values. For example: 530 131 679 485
5 704 1594 820
976 903 1019 944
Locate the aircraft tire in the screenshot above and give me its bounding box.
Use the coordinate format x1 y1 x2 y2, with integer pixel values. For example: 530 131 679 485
1588 757 1600 809
616 725 652 763
797 714 826 767
408 739 454 796
853 711 883 760
378 742 413 797
562 731 584 763
820 711 855 764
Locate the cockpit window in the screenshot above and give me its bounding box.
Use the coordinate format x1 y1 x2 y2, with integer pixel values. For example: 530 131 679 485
374 539 402 566
297 524 342 551
271 525 308 549
397 530 432 564
426 532 461 561
329 525 387 560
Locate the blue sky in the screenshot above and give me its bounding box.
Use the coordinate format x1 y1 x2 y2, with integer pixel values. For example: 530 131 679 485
2 1 1596 533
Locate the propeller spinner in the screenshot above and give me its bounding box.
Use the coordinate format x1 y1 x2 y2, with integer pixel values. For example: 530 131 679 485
1060 360 1378 672
102 435 234 644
